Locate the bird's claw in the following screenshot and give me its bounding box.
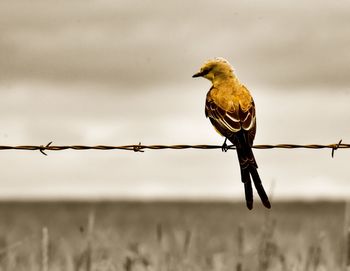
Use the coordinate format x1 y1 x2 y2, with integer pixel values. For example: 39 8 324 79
221 138 229 152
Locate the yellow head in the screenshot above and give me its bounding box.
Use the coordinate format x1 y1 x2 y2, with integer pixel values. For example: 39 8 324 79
192 57 235 83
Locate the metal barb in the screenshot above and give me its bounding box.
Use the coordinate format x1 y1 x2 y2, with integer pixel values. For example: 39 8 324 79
39 142 52 156
133 142 144 153
331 139 342 158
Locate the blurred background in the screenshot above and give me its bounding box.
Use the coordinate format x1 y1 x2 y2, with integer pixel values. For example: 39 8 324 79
1 1 350 270
0 0 349 201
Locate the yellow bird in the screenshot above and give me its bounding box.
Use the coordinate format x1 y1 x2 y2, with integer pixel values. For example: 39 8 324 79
193 57 271 210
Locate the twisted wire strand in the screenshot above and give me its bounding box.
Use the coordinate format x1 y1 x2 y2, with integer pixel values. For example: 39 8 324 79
0 140 347 157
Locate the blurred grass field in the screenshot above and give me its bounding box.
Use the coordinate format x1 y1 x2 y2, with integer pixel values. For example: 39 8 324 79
0 200 346 270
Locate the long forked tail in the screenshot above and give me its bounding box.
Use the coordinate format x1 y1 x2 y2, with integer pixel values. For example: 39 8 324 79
235 143 271 210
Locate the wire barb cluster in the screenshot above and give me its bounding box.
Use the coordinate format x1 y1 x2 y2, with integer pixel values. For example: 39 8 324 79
0 140 348 157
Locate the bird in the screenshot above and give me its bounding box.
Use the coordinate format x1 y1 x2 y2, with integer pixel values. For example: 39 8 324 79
192 57 271 210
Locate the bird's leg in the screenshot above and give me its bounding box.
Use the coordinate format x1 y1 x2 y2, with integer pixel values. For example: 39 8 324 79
221 137 229 152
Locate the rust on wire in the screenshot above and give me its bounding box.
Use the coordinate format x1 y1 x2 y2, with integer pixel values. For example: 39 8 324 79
0 140 349 157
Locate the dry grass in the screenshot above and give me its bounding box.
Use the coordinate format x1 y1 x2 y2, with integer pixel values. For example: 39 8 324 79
0 200 345 270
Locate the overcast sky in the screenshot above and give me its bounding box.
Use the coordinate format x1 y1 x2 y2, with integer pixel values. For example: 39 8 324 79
0 0 349 202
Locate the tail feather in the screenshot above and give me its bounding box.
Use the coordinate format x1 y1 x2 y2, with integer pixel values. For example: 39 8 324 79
250 167 271 209
235 140 271 209
241 168 253 210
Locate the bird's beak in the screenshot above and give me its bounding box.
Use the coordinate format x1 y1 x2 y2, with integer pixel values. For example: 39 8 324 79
192 71 204 78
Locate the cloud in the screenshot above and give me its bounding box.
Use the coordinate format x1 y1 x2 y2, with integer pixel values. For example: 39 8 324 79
0 0 350 90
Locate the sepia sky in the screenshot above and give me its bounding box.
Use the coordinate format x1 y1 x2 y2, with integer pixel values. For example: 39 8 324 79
0 0 349 202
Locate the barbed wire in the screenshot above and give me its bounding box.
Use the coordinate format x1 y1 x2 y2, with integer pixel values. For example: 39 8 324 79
0 140 347 157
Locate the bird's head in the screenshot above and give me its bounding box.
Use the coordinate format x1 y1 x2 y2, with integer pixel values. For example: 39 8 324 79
192 57 234 83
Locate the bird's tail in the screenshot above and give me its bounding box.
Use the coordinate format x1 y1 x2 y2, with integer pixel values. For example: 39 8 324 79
235 144 271 210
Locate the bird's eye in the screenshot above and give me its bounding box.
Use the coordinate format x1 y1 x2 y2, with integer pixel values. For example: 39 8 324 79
201 67 211 75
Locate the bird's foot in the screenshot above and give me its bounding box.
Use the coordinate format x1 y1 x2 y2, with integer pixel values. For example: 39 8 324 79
221 138 229 152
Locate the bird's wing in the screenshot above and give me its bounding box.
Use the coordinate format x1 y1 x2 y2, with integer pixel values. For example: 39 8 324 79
205 95 256 145
205 98 241 133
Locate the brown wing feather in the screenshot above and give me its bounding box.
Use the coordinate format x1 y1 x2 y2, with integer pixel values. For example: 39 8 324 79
239 101 256 146
205 97 256 145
